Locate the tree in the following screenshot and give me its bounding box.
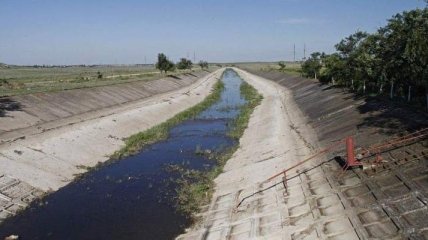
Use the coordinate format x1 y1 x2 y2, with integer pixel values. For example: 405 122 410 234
301 52 323 79
378 8 428 105
278 61 286 71
198 60 209 69
97 71 103 79
399 8 428 108
315 7 428 110
319 53 344 84
176 58 193 70
155 53 175 73
335 31 369 89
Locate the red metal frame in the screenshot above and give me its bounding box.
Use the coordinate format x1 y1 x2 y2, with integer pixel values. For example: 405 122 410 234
264 139 345 184
236 128 427 208
341 136 362 172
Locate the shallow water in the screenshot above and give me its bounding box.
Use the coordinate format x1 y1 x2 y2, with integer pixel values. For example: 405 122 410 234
0 69 246 240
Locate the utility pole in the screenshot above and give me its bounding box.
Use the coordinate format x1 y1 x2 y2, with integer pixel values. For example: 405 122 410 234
193 51 196 63
293 44 296 62
303 43 306 60
144 56 146 65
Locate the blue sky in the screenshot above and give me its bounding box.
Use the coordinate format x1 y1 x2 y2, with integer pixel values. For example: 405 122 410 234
0 0 426 65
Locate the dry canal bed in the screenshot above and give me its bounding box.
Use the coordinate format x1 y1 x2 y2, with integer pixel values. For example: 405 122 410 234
0 69 247 239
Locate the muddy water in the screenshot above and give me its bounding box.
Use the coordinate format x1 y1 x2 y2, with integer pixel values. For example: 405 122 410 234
0 69 246 240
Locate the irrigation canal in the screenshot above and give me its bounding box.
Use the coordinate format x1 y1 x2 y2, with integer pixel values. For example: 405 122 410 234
0 69 247 240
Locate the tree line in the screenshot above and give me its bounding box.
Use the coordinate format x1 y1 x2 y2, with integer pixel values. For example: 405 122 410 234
301 6 428 110
155 53 209 74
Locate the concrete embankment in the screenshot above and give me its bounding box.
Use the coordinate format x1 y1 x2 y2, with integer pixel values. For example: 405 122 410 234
178 69 428 239
0 72 209 143
241 70 428 239
0 69 223 223
178 69 360 240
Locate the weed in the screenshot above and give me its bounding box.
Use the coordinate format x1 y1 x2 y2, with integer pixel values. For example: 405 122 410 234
228 81 263 139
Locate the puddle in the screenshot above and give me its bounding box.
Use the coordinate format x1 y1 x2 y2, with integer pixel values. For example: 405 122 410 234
0 69 246 240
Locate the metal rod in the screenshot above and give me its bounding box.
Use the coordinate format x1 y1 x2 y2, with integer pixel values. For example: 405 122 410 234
264 138 345 183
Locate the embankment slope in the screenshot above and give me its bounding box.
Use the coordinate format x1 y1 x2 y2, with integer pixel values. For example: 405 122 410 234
178 69 360 239
178 68 428 239
0 70 222 224
0 72 209 142
243 69 428 239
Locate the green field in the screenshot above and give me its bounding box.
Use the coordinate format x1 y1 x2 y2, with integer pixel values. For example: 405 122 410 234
232 61 303 76
0 65 205 97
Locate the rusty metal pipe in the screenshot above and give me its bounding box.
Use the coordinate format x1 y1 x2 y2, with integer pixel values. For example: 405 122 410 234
264 139 345 183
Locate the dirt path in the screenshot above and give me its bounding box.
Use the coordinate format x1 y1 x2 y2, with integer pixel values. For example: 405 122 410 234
178 69 360 240
0 69 223 223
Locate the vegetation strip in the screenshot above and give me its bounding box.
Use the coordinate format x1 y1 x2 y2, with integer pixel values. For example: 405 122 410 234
111 78 224 160
299 7 428 110
174 78 263 217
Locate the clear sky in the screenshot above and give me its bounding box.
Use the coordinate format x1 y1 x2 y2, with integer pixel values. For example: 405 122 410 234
0 0 426 65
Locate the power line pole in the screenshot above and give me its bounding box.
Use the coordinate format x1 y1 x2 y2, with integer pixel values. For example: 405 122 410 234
193 51 196 63
293 44 296 62
303 43 306 60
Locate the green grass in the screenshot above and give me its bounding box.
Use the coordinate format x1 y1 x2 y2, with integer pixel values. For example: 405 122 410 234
171 146 237 215
110 79 225 160
231 62 303 76
280 67 302 76
174 78 263 217
229 81 264 138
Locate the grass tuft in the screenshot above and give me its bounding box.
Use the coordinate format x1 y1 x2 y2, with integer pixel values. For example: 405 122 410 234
228 81 263 139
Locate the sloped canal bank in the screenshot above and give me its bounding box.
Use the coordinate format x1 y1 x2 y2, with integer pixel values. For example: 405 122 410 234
0 69 259 240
